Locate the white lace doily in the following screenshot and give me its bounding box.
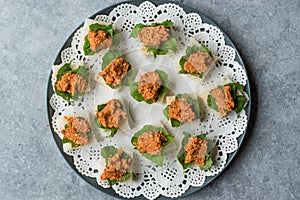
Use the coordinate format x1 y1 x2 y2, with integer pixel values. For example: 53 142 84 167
49 1 249 199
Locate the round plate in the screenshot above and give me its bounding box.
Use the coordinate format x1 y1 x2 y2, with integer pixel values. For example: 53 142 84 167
47 0 251 199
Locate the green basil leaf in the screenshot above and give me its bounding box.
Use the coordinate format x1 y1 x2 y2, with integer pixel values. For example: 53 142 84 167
108 180 116 187
178 68 188 74
234 95 247 113
178 152 192 170
97 103 107 112
207 94 219 112
225 83 245 91
62 138 77 148
170 118 182 127
64 124 68 129
101 50 121 70
179 57 187 68
90 24 109 32
200 154 213 170
107 171 132 187
155 69 169 100
141 153 164 166
101 146 131 161
146 47 168 58
145 37 177 58
121 172 132 182
54 89 73 102
73 66 89 81
159 20 174 28
121 65 132 87
56 61 72 80
83 35 95 56
109 128 118 137
101 146 119 160
89 24 115 37
186 45 212 56
163 106 169 119
160 37 177 53
185 45 199 56
198 45 212 56
197 133 207 139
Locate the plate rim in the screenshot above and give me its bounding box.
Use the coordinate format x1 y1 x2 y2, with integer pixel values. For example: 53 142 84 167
46 0 252 199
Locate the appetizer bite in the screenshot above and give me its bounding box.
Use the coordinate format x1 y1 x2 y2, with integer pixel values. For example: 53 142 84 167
83 21 117 56
130 20 177 58
95 99 127 137
54 60 89 102
97 50 132 89
100 146 132 186
207 83 247 117
179 39 216 79
61 116 91 148
131 125 174 166
178 132 214 170
163 94 201 127
129 70 168 104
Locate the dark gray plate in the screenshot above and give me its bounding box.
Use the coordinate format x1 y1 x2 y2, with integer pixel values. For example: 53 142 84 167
46 1 252 199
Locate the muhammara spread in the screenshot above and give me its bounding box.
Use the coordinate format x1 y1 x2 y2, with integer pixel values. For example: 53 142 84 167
100 148 132 181
184 136 208 167
56 72 87 95
96 99 127 128
138 26 170 47
99 57 130 86
184 51 213 74
87 30 112 51
61 116 90 146
134 130 167 155
211 85 235 116
168 98 197 123
138 71 162 102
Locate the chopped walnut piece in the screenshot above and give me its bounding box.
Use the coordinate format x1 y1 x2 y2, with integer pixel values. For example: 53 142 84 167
99 57 130 86
96 99 127 128
168 98 197 123
61 116 90 146
138 26 169 47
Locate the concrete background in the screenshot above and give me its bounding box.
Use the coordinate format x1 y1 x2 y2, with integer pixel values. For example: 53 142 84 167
0 0 299 199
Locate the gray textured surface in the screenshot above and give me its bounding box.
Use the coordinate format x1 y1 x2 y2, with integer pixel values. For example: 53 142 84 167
0 0 299 199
